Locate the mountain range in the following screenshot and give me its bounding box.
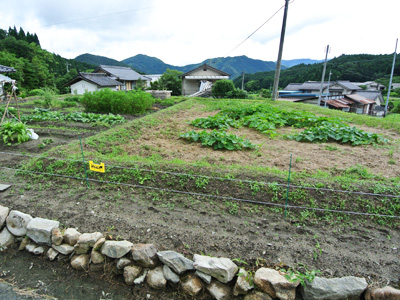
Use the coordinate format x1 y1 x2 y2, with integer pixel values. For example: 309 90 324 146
74 53 323 79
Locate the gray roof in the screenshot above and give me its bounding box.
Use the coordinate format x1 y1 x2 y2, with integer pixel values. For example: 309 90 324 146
95 65 151 81
179 64 231 77
299 81 329 91
283 83 303 91
355 90 382 101
334 81 362 91
0 65 16 73
64 73 123 87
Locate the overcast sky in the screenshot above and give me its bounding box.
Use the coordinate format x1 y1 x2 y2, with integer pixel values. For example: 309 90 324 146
1 0 399 66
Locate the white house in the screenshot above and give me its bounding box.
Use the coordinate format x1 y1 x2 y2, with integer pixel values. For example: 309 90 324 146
64 73 122 95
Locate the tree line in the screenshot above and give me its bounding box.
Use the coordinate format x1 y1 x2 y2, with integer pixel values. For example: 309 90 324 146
0 26 95 94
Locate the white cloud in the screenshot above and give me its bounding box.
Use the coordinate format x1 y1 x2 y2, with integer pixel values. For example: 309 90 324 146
0 0 399 66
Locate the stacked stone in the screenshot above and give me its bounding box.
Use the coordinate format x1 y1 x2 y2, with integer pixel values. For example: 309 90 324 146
1 205 399 300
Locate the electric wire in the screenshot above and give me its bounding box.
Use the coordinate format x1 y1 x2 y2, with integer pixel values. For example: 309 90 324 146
1 165 399 219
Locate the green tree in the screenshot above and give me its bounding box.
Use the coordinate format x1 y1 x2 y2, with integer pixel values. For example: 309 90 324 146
157 69 182 96
212 79 235 98
245 80 260 91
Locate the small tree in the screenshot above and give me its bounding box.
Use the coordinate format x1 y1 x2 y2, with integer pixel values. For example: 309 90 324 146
157 69 182 96
212 79 235 98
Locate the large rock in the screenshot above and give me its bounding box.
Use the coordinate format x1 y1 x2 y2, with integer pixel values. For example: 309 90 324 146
6 210 32 236
0 227 15 249
124 265 143 285
131 244 159 267
51 228 63 246
91 250 105 264
254 268 299 300
244 291 274 300
71 254 90 270
195 270 212 284
234 268 254 296
101 240 133 258
74 232 103 254
157 251 194 274
365 286 400 300
46 248 59 261
301 276 368 300
206 280 232 300
0 205 9 228
63 228 81 246
146 266 167 289
181 275 203 297
117 257 132 270
52 243 74 255
193 254 238 284
26 218 60 246
163 265 180 284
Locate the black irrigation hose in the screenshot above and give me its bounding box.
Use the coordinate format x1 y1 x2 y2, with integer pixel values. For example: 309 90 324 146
1 166 400 219
1 151 400 199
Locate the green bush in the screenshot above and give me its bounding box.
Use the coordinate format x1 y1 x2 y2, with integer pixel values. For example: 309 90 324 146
28 89 43 96
260 89 271 98
80 89 155 114
212 80 235 98
225 88 248 99
64 96 80 102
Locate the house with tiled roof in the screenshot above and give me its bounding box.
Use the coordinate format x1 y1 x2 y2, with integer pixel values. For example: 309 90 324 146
93 65 151 91
64 72 123 94
281 80 382 116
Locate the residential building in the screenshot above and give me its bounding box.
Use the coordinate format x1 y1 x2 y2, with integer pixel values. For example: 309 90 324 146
179 64 230 96
64 72 122 95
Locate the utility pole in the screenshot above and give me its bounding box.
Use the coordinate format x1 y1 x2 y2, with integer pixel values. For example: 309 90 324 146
241 71 245 90
272 0 290 100
384 38 398 116
324 71 332 108
317 45 330 106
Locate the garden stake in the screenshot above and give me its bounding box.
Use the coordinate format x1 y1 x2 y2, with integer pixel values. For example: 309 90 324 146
284 154 292 218
79 136 90 188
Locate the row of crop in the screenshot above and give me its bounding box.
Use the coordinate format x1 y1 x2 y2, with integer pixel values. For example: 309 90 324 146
21 156 400 227
18 108 126 125
180 103 388 149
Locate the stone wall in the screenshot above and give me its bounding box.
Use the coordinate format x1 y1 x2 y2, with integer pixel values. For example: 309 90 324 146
146 90 172 99
0 205 399 300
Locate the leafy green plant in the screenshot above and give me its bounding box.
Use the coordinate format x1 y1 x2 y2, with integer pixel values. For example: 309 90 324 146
180 130 256 150
80 88 155 114
282 266 321 287
0 121 30 145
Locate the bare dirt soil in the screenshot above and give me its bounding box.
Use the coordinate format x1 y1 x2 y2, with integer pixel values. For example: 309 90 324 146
1 103 400 299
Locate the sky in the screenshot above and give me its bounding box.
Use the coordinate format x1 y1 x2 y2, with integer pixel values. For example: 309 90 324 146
0 0 399 66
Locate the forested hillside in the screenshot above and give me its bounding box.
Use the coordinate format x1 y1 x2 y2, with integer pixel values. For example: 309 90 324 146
121 54 278 78
234 53 400 90
0 26 95 94
75 53 131 69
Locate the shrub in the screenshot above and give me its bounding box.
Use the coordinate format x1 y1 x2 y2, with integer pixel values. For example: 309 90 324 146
259 89 271 98
28 89 43 96
80 89 155 114
212 80 235 98
225 88 248 99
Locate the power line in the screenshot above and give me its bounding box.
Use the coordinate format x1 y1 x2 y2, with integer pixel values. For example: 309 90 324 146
224 3 286 57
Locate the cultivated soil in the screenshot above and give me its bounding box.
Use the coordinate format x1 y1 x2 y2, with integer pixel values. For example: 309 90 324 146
0 101 400 299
